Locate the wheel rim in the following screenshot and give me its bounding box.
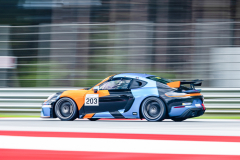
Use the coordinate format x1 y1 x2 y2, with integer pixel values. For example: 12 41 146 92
143 100 163 120
60 102 73 117
56 100 74 119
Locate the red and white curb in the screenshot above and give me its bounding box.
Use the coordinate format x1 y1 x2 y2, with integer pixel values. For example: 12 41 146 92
0 131 240 160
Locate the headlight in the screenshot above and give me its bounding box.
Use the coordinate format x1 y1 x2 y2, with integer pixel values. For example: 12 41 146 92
44 92 63 104
47 93 56 101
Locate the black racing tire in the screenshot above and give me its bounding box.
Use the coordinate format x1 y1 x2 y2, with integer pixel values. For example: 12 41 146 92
141 97 166 122
88 118 100 121
171 118 186 122
55 97 78 121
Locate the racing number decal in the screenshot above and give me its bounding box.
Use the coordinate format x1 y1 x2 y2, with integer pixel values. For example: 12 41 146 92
85 94 99 106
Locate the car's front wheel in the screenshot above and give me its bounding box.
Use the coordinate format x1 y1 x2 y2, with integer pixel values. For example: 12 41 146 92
141 97 166 122
55 97 78 121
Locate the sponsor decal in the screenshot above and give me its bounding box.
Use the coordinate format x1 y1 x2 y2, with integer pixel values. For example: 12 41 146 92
85 94 99 106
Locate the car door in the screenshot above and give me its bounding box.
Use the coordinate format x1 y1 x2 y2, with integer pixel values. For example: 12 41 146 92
84 78 134 116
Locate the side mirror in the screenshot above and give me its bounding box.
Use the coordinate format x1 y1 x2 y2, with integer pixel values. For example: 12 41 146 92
93 86 99 93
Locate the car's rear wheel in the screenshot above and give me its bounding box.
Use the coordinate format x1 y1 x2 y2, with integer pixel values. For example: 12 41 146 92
88 118 100 121
171 118 186 122
55 97 78 121
141 97 166 122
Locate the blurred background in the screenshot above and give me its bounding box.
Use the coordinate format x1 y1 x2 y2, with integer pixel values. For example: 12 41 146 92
0 0 240 118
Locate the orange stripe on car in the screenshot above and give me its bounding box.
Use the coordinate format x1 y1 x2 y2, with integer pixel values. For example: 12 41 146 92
188 93 202 96
83 113 95 119
167 81 181 88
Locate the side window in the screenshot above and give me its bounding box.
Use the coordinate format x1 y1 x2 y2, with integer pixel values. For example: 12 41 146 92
129 79 147 89
99 78 131 90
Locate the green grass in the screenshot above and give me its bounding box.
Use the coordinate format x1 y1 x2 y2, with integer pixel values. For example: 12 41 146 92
0 114 39 118
193 115 240 119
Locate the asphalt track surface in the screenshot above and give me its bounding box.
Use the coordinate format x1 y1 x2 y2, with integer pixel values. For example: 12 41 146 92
0 118 239 136
0 118 240 160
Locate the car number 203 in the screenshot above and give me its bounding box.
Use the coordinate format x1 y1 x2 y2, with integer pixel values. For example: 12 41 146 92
85 94 99 106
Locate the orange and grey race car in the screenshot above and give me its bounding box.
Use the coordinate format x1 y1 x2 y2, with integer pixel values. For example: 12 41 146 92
41 73 205 122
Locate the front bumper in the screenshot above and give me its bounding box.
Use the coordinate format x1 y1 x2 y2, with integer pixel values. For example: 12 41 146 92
41 104 54 118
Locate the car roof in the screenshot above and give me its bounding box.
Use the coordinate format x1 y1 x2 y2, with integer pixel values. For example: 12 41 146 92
113 73 155 79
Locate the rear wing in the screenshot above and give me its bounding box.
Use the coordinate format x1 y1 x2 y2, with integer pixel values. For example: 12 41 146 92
181 80 203 88
167 79 203 89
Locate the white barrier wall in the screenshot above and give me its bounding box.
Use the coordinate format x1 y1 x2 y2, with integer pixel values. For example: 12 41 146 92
0 88 239 114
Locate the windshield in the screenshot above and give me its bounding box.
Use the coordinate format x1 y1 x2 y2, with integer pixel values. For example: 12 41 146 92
146 76 172 84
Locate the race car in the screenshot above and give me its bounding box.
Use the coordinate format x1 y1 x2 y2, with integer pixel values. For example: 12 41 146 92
41 73 205 122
